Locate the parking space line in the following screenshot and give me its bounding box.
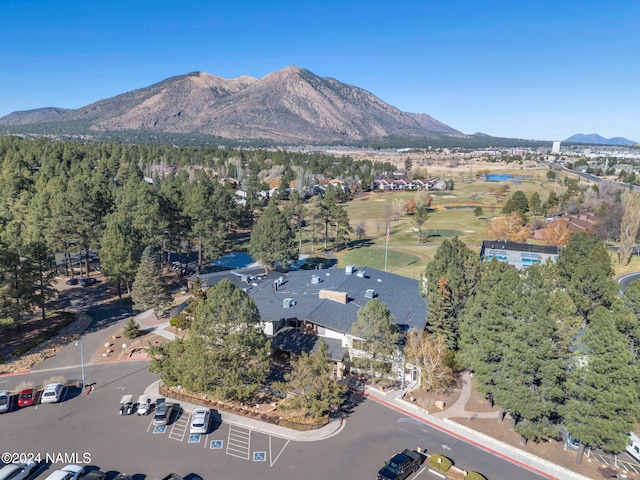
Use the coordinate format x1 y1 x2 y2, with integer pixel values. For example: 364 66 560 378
226 426 251 460
269 437 290 467
168 412 190 441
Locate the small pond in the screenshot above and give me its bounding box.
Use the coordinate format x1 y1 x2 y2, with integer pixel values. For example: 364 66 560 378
486 174 530 182
443 205 475 210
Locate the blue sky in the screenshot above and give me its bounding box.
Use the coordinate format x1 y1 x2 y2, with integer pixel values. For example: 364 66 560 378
2 0 639 141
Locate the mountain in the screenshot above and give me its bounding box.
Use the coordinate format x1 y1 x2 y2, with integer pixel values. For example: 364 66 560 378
564 133 638 146
0 66 462 144
0 107 70 125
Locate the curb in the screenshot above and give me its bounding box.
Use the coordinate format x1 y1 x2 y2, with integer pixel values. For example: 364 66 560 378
364 390 592 480
143 380 346 442
0 370 31 377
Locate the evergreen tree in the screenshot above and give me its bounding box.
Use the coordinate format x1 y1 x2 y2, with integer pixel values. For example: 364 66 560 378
490 267 565 442
186 280 270 400
100 211 141 299
350 298 402 376
275 340 346 418
123 318 141 339
556 232 617 321
528 191 542 215
249 199 297 271
184 171 233 273
422 237 479 349
563 307 640 463
131 256 172 319
283 190 306 253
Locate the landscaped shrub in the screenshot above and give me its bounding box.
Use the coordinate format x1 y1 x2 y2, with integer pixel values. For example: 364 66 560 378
123 318 141 339
428 453 452 472
465 472 488 480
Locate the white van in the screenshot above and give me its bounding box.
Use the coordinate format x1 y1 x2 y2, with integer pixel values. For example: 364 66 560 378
41 383 64 403
627 432 640 461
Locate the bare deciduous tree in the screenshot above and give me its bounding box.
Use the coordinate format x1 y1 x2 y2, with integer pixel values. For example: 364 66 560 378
488 213 532 242
619 190 640 266
404 330 453 392
539 219 571 246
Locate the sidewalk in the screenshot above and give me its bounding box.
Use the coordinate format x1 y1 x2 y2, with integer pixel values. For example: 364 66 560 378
363 386 592 480
144 375 591 480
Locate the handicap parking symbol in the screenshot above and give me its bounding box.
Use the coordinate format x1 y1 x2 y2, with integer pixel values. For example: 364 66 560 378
153 425 167 434
188 434 201 443
210 440 223 449
253 451 266 462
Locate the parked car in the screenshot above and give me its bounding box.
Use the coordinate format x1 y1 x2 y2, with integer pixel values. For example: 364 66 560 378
41 383 64 403
113 474 133 480
160 475 184 480
0 462 38 480
17 389 34 408
78 277 96 287
377 449 424 480
627 432 640 462
65 278 78 286
153 402 176 425
119 394 134 415
136 394 152 415
82 471 106 480
190 408 211 434
42 464 84 480
0 390 10 413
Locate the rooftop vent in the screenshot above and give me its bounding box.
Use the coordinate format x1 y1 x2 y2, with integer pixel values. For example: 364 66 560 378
356 270 366 278
346 265 356 274
311 274 322 284
283 298 295 309
365 289 375 299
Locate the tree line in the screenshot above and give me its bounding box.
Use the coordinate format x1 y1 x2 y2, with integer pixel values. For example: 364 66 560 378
423 233 640 462
0 136 367 328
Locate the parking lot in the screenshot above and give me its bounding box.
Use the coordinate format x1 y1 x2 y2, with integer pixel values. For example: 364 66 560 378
1 359 558 480
0 362 295 479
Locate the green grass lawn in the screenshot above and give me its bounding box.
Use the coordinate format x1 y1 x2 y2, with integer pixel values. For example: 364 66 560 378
295 168 632 279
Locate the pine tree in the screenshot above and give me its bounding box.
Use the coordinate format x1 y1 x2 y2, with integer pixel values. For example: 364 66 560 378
275 340 347 418
422 237 479 349
131 256 172 319
556 232 617 321
350 298 402 376
563 307 640 464
188 280 270 400
249 199 297 271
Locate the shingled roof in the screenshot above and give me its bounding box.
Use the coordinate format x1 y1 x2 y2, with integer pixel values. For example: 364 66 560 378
195 265 428 334
248 266 427 333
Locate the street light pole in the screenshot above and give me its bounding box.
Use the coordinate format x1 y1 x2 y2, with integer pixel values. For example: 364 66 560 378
75 340 85 390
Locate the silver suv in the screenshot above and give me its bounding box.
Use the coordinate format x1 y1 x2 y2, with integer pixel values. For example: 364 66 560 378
0 390 10 413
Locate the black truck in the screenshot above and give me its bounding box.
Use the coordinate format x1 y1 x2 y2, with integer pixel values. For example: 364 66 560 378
377 449 424 480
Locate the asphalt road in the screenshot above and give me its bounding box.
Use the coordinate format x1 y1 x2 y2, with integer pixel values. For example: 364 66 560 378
1 361 548 480
617 271 640 291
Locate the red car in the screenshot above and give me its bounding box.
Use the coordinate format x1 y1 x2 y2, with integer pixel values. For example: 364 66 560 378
17 388 34 407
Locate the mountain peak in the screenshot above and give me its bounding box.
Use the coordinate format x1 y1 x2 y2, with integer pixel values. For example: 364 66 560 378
0 67 461 144
564 133 638 146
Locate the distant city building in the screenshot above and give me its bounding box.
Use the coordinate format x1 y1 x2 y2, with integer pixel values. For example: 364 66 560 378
552 141 561 154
